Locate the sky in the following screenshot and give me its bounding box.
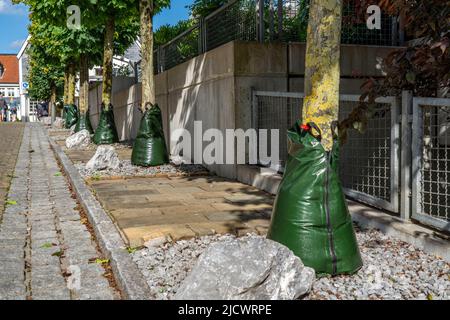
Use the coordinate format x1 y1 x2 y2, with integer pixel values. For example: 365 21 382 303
0 0 193 54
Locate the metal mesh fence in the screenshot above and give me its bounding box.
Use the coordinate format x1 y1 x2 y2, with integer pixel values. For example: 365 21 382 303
254 92 398 212
255 93 302 168
413 103 450 230
339 100 393 203
272 0 396 45
205 0 258 51
162 25 201 71
142 0 399 75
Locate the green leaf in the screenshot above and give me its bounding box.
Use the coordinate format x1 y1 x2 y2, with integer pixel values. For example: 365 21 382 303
95 259 110 264
6 200 18 206
41 243 55 249
54 172 62 177
52 250 63 257
127 247 138 254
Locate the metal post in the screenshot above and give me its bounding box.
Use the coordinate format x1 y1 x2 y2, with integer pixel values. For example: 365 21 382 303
257 0 265 43
269 0 274 41
400 90 413 220
199 18 207 54
277 0 283 40
391 16 398 46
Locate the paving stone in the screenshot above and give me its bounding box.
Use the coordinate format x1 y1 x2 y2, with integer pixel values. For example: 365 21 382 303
0 280 27 300
31 230 58 241
32 287 71 300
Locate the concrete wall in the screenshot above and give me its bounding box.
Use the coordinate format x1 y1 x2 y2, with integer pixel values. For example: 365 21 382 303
88 41 400 179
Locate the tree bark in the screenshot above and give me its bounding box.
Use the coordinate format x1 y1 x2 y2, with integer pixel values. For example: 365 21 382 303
63 68 69 105
67 62 76 105
102 16 115 109
302 0 343 151
50 84 56 126
79 54 89 114
140 0 155 110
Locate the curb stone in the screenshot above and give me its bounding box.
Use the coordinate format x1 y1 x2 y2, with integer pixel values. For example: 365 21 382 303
47 134 153 300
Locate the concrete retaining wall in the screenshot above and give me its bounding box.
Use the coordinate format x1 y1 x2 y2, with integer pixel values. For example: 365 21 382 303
88 41 399 179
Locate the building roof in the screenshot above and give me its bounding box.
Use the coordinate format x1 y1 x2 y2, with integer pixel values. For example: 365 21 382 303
0 54 19 84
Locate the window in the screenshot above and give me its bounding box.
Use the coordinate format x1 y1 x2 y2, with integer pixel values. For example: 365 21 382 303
0 63 4 78
7 88 14 97
0 88 5 97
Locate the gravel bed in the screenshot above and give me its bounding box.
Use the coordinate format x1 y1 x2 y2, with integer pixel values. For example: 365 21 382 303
76 160 207 178
131 228 450 300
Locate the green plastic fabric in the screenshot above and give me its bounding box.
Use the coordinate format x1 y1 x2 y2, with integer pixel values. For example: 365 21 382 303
64 104 78 129
131 104 169 167
75 110 94 134
267 121 363 276
93 105 119 145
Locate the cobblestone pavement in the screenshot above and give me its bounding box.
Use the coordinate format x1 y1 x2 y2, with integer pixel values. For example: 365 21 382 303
0 123 24 218
0 124 120 300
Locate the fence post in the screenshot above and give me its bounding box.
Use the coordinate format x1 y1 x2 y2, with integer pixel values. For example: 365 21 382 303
257 0 265 43
400 90 413 221
277 0 283 40
199 18 206 54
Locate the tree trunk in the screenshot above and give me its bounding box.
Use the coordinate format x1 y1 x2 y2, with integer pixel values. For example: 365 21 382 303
50 84 56 126
102 16 115 109
140 0 155 110
302 0 343 151
67 62 76 105
63 68 69 105
79 54 89 114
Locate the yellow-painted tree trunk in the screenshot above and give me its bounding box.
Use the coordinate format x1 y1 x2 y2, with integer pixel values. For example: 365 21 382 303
63 69 69 105
102 16 115 109
140 0 155 110
302 0 343 151
50 84 57 124
67 63 76 105
79 54 89 114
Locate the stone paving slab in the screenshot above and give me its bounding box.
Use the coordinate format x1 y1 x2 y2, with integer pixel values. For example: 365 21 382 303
87 175 275 247
0 124 120 300
51 130 276 248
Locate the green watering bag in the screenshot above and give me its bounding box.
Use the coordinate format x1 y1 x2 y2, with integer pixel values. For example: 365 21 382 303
131 104 169 167
267 121 363 276
75 109 94 134
93 104 119 145
64 104 78 129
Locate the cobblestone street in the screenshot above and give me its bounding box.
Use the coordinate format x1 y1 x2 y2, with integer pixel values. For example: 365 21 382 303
0 124 120 300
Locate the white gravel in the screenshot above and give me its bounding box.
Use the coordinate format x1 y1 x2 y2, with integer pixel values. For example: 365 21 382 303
131 228 450 300
76 160 207 178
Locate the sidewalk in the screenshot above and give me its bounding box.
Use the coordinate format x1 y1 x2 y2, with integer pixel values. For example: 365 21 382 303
0 124 120 300
50 132 274 247
0 123 24 218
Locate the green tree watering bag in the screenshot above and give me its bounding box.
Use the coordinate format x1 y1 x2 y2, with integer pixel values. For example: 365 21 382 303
131 104 169 167
268 121 363 276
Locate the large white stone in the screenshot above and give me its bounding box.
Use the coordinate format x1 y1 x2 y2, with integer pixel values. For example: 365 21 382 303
86 146 120 171
53 117 64 129
65 130 91 149
174 236 315 300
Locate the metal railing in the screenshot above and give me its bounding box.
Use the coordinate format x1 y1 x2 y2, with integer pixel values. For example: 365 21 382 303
412 97 450 232
138 0 400 76
252 90 400 214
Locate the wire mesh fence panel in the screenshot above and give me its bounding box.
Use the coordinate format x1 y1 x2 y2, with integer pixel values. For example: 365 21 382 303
254 93 303 168
274 0 396 45
412 99 450 232
253 91 399 212
341 1 394 46
339 99 398 211
162 25 200 71
205 0 258 52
